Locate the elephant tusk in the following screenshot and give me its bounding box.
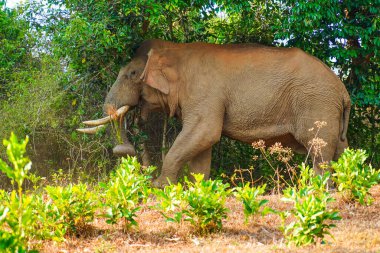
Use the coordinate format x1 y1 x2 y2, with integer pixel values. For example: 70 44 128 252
83 116 112 126
76 125 106 134
115 105 130 118
82 105 130 126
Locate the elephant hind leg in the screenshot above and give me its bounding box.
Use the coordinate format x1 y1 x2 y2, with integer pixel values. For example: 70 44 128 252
294 120 340 175
188 147 212 181
311 144 336 175
333 139 348 161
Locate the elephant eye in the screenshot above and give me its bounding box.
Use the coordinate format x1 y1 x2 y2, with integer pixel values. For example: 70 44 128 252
123 70 137 80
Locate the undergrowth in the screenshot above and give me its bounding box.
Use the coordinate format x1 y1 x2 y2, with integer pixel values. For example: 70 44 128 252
0 132 379 251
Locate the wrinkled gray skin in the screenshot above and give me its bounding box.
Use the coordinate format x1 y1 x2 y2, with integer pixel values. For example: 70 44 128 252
104 39 351 187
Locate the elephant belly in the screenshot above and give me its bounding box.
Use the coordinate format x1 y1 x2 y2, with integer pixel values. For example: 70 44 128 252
221 121 307 154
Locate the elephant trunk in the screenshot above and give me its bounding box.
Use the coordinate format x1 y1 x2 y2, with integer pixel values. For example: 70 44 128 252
112 117 136 157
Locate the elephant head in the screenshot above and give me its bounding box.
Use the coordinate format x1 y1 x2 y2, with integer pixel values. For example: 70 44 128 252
104 57 146 111
77 40 180 157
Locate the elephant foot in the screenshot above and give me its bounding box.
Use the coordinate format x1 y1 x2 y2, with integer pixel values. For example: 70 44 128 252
113 143 136 157
152 176 174 188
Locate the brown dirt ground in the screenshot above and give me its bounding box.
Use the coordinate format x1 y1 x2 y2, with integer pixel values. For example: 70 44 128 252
39 185 380 253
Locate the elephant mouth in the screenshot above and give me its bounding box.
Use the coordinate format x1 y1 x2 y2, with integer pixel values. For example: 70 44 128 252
77 105 137 156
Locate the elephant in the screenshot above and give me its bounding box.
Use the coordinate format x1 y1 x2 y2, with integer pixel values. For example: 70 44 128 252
78 39 351 187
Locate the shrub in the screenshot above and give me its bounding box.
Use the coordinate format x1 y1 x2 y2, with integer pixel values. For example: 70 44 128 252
0 133 38 252
153 181 186 224
0 196 36 253
0 205 21 252
280 164 341 246
229 167 272 223
331 148 380 205
45 183 99 234
155 174 232 234
99 156 155 230
234 183 271 223
31 194 67 241
0 133 32 190
183 174 232 233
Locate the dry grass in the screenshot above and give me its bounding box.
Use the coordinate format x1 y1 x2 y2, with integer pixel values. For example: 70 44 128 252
39 185 380 253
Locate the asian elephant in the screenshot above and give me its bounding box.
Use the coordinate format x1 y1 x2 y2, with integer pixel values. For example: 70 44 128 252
78 39 351 187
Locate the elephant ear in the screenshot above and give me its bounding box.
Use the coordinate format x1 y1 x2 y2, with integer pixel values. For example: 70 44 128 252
140 49 178 95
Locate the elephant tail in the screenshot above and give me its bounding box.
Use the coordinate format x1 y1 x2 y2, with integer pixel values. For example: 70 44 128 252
340 95 351 141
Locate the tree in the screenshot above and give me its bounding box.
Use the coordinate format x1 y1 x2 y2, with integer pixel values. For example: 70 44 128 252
0 0 32 100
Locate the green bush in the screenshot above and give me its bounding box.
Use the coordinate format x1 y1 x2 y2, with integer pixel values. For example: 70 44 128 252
45 183 99 234
153 181 186 224
31 194 67 242
99 156 155 230
280 164 341 246
184 174 232 233
0 205 23 253
331 148 380 205
0 133 38 252
0 133 32 189
234 183 271 223
0 193 36 253
154 174 232 234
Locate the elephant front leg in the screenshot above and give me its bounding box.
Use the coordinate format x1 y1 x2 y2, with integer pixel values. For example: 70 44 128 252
152 123 221 188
